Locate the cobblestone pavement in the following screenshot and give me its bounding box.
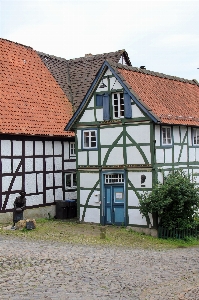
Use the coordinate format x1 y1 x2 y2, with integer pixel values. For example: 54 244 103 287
0 236 199 300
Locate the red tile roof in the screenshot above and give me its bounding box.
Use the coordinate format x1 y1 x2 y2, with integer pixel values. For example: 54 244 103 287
115 64 199 126
0 39 74 137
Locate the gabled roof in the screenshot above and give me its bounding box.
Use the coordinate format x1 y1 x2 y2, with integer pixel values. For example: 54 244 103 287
0 39 74 137
38 50 131 111
65 60 199 130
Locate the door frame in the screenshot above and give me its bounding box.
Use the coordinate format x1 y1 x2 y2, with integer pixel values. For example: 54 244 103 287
100 170 127 226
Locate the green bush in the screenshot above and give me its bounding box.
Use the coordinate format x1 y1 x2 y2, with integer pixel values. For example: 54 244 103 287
139 170 199 230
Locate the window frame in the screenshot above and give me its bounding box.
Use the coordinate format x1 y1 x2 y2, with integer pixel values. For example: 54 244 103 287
69 142 76 157
112 92 124 119
64 172 77 191
82 128 98 150
161 126 173 146
192 128 199 146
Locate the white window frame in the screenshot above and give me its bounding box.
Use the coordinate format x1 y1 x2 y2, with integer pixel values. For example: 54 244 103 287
70 142 76 157
82 129 97 149
161 126 172 145
105 173 124 184
192 128 199 146
65 173 77 190
112 93 124 119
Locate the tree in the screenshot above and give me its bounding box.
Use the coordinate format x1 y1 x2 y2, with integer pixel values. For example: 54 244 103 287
139 170 199 230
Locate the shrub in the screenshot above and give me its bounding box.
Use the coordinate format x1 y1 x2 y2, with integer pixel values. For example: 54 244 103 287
139 170 199 230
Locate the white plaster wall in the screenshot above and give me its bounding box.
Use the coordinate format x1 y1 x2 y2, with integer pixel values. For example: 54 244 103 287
189 148 196 162
127 125 150 143
156 149 164 163
140 146 151 164
12 176 22 191
35 158 43 171
5 194 15 209
128 209 147 225
77 130 82 149
87 96 94 108
46 189 54 203
65 191 77 200
54 173 62 187
195 148 199 162
180 126 187 143
84 208 100 223
45 141 53 155
13 141 22 156
187 127 192 145
155 125 160 147
179 147 187 163
128 171 152 189
64 142 69 160
89 151 98 165
54 141 62 155
80 189 100 207
25 141 33 156
101 148 108 165
37 173 43 192
27 194 43 206
174 145 181 163
2 176 12 192
126 146 145 164
104 69 112 76
96 108 103 121
64 161 76 169
100 127 123 146
106 147 124 165
79 109 95 123
109 77 123 90
132 105 145 118
45 157 53 171
55 188 63 201
173 126 180 143
25 173 36 194
165 148 172 163
35 141 43 155
157 171 164 183
54 157 62 171
13 159 22 172
80 189 90 205
25 158 33 172
78 152 87 166
46 173 53 187
128 190 140 207
80 172 99 189
2 159 11 173
1 140 11 156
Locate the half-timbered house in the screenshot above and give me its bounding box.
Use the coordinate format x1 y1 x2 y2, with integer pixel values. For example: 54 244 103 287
0 38 131 222
66 60 199 229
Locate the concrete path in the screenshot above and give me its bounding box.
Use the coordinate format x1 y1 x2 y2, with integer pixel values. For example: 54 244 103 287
0 236 199 299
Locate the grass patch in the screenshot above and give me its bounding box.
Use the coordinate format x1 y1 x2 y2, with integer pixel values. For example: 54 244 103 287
0 219 199 250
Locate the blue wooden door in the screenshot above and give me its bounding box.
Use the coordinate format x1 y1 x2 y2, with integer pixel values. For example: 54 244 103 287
105 185 125 225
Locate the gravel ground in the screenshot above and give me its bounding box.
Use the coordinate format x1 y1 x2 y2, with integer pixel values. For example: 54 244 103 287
0 236 199 300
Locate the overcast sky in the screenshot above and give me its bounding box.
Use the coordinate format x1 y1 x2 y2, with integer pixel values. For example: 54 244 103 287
1 0 199 80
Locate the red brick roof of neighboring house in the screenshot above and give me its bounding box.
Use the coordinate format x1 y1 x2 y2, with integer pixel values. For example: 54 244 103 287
0 39 74 137
38 50 131 112
114 63 199 126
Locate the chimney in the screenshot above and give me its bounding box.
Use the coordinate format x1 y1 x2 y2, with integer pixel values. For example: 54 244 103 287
85 53 93 57
140 66 146 69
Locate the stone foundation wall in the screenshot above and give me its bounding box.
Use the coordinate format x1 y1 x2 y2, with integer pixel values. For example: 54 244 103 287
127 226 158 238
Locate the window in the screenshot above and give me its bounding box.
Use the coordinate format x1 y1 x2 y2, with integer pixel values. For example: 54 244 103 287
65 173 77 190
162 126 172 145
112 93 124 118
83 129 97 149
193 128 199 145
70 142 76 157
105 173 124 184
